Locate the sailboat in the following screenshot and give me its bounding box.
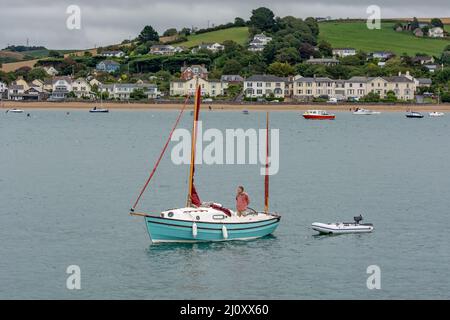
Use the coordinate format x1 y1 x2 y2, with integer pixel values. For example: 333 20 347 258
90 86 109 113
130 85 281 243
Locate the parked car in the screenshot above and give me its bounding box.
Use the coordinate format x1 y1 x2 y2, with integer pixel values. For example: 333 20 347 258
327 97 338 104
203 98 213 103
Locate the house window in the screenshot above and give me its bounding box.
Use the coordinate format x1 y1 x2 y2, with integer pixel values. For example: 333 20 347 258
257 82 263 87
257 89 263 94
247 82 253 87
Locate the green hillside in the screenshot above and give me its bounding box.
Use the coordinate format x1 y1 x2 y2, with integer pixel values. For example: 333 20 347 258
319 21 450 56
178 27 250 48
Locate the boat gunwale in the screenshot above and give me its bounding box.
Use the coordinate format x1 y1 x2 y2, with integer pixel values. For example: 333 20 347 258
145 214 281 229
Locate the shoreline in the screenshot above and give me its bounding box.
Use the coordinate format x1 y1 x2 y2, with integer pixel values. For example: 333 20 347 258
2 101 450 112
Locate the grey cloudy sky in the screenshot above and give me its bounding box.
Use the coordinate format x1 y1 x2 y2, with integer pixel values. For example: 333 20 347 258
0 0 449 49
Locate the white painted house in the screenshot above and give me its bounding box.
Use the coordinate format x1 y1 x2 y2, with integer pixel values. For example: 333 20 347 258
248 33 272 52
244 75 289 99
428 27 444 38
44 66 59 76
100 50 125 58
332 48 357 57
0 82 8 99
72 78 93 98
192 43 225 53
50 76 73 100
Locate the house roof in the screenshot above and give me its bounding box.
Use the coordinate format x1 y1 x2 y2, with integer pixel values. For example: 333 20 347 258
306 57 339 63
383 76 414 83
99 60 120 66
102 50 123 54
221 75 244 81
9 85 24 90
52 76 73 84
417 78 432 84
181 65 208 73
245 75 288 82
333 48 356 51
150 45 174 49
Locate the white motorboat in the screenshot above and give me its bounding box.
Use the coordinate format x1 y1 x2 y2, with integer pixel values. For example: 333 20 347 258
89 106 109 113
6 108 24 113
429 112 444 117
312 215 373 235
406 111 424 118
353 108 380 115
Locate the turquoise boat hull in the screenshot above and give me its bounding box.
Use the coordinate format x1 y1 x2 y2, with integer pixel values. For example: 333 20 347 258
145 215 281 243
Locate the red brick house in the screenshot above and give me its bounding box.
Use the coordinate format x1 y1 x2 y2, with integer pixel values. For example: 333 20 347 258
180 65 208 81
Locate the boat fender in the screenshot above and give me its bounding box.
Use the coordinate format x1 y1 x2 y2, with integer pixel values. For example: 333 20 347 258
192 222 198 238
222 225 228 239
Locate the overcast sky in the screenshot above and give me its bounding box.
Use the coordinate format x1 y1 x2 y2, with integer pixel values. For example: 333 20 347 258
0 0 449 50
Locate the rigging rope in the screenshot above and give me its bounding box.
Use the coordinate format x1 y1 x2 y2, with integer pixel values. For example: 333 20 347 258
131 96 190 211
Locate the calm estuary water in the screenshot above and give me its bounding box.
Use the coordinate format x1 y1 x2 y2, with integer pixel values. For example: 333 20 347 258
1 109 449 299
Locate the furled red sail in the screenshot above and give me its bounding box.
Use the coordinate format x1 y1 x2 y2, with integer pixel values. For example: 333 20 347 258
187 85 202 207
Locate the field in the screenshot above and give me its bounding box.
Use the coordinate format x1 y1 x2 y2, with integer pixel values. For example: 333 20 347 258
178 27 250 48
319 21 450 56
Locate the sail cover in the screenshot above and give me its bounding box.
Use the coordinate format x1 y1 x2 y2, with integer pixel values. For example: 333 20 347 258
188 85 202 207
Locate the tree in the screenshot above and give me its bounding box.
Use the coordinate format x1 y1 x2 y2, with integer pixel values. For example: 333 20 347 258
318 40 333 57
383 90 398 102
304 17 319 36
275 47 300 64
267 62 295 77
130 88 147 100
249 7 275 32
28 68 48 81
361 91 381 102
48 50 63 58
180 28 191 36
222 59 242 75
430 18 444 28
410 17 420 31
298 43 316 60
234 17 246 27
138 25 159 43
163 28 178 37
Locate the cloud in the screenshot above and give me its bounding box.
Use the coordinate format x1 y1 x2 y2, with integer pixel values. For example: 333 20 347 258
0 0 449 49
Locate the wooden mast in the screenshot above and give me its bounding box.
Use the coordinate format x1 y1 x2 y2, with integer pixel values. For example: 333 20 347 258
187 84 201 207
264 112 269 213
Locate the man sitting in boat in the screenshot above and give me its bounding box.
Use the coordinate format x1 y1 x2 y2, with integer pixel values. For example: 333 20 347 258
236 186 250 217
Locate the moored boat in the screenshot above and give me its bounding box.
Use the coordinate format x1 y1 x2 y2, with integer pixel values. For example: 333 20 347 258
353 108 380 115
143 206 280 243
312 215 373 235
303 110 335 120
406 111 424 118
89 106 109 113
429 112 444 117
6 108 24 113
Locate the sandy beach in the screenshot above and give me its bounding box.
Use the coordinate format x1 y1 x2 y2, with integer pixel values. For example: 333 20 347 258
2 100 450 112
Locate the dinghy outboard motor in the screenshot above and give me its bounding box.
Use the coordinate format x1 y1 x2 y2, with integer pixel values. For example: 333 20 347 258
354 215 363 225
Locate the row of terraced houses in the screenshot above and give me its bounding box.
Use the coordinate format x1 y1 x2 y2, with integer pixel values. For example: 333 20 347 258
169 65 432 101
